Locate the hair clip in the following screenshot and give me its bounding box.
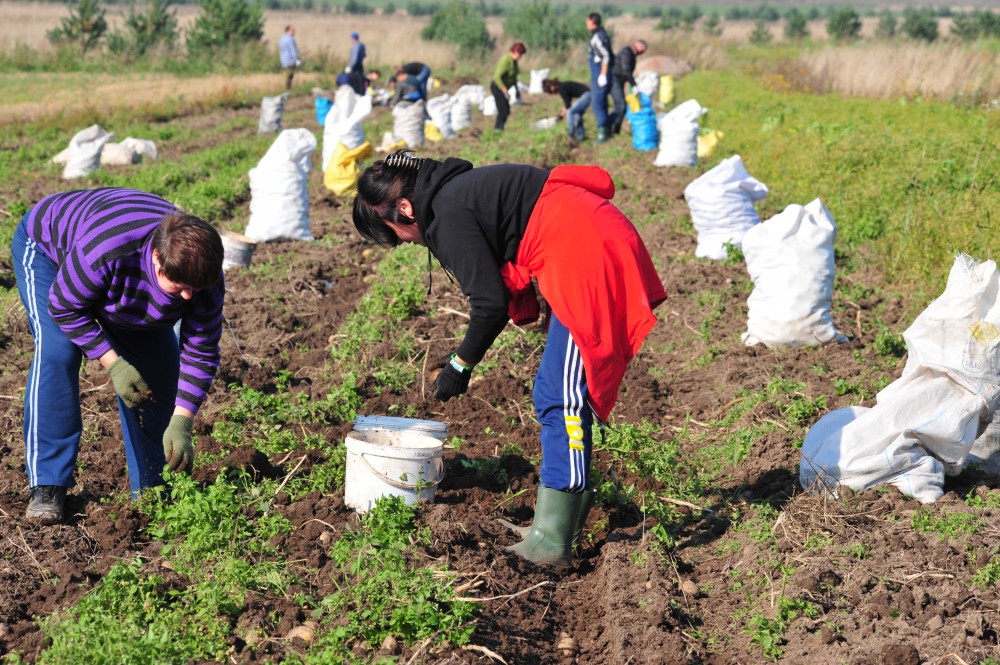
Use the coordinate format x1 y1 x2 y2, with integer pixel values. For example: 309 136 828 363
384 152 423 170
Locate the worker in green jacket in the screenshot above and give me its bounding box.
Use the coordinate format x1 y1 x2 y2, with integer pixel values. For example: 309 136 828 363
490 42 526 131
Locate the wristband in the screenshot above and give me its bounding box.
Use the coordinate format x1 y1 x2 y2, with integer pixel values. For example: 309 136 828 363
449 354 471 374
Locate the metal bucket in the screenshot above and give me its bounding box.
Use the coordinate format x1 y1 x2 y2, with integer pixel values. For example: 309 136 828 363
221 231 257 270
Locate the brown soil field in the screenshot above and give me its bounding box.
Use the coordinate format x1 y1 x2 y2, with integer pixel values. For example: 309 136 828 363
0 88 998 664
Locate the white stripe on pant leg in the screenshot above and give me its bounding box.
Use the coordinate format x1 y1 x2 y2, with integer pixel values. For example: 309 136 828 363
21 239 42 486
563 334 587 492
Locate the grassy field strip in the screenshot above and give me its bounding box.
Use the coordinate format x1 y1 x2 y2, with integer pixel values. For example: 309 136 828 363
678 70 1000 292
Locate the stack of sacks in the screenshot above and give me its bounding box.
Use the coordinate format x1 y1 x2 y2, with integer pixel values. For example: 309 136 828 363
454 84 487 108
323 86 372 171
426 95 456 140
683 154 768 260
528 68 550 94
57 125 114 179
100 137 159 166
653 99 705 167
245 128 316 242
801 253 1000 503
393 99 426 148
450 97 473 131
625 93 658 152
741 199 847 349
258 93 288 133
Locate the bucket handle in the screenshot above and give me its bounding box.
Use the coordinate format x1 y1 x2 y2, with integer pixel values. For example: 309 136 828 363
359 452 444 491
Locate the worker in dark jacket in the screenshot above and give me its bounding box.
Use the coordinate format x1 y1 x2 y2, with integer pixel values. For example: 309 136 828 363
542 78 591 140
610 39 648 136
11 188 225 524
351 151 667 568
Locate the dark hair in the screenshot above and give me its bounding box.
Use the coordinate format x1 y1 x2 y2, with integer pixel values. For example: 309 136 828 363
151 212 223 290
352 150 424 247
511 42 526 55
542 78 560 94
588 12 602 26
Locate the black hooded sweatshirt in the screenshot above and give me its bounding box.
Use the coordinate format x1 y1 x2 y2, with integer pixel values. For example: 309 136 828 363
413 158 549 365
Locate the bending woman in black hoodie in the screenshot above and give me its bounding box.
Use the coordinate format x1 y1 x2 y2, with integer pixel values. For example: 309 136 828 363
352 151 666 567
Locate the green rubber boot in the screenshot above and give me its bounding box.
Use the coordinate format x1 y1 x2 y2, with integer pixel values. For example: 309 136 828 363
597 126 608 143
503 487 583 568
572 488 597 552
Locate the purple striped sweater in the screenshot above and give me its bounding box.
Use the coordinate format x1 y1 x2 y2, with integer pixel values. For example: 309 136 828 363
27 188 225 414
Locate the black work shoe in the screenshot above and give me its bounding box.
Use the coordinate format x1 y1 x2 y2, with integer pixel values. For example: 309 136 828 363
26 485 66 525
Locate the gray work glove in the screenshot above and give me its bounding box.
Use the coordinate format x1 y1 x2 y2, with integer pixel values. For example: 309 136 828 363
107 357 152 409
163 415 194 473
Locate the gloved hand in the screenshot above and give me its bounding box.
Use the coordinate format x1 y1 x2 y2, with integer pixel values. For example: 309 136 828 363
597 74 608 88
430 354 472 402
163 415 194 472
295 58 302 68
107 357 152 409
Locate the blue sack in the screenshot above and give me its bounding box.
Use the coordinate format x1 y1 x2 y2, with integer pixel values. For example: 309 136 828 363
315 97 333 126
628 108 658 151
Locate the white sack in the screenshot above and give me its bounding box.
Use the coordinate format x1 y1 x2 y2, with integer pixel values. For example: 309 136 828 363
801 254 1000 503
323 89 372 169
653 99 705 168
258 93 288 133
245 128 316 242
683 154 768 260
393 100 426 148
120 137 158 160
63 125 113 179
425 95 455 139
741 199 848 348
481 95 498 117
635 71 660 101
51 147 69 165
454 84 487 108
450 97 473 131
528 68 550 94
100 142 141 166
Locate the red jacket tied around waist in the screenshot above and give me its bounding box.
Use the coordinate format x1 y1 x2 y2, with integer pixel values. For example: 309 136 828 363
500 165 667 421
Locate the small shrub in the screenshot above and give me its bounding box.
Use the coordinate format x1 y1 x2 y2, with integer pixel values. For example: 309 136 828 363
783 9 809 40
421 1 494 59
107 0 178 59
702 13 722 37
47 0 108 52
875 10 896 38
872 328 906 358
826 7 861 41
900 8 939 42
749 20 773 45
502 1 587 53
186 0 264 56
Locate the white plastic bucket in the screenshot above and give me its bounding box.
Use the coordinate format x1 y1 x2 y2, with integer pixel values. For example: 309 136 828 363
221 231 258 270
352 415 448 440
344 430 445 513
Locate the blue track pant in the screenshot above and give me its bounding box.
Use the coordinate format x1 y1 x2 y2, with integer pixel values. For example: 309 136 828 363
12 218 179 495
534 311 593 493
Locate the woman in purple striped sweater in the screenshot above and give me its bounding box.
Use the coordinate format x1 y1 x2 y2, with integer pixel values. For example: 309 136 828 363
11 187 226 524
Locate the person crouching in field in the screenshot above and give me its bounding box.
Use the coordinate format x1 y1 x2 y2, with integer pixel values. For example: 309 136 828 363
11 188 226 524
542 78 591 141
352 152 667 567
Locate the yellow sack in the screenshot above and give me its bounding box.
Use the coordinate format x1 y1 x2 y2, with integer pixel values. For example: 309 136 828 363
324 140 374 196
425 122 443 142
659 75 675 106
697 130 724 159
625 93 641 113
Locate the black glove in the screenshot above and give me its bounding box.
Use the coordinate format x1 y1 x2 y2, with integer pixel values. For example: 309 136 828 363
430 354 472 402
